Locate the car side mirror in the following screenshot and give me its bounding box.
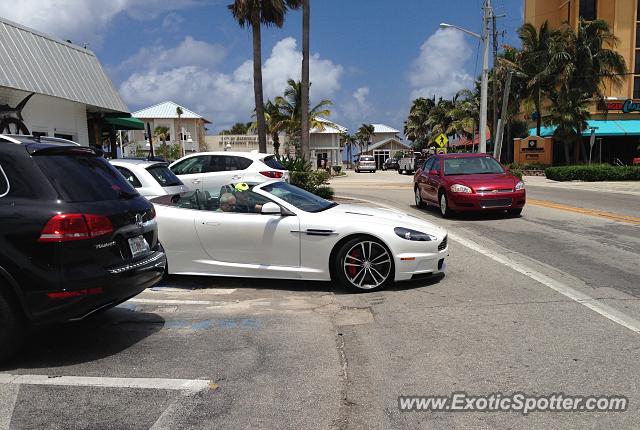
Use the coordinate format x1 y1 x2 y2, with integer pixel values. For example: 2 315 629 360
261 202 282 215
429 169 439 176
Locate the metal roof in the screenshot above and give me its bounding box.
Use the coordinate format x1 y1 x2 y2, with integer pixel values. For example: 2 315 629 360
0 17 128 113
311 117 347 134
132 101 211 123
367 137 411 152
372 124 400 134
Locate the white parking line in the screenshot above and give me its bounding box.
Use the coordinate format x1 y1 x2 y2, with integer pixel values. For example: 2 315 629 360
0 374 211 393
0 384 19 430
341 195 640 335
129 298 216 305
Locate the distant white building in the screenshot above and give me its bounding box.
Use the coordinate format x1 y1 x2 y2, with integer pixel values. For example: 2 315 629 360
206 117 348 169
129 101 210 155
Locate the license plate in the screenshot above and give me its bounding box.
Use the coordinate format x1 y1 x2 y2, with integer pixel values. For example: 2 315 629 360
128 235 150 258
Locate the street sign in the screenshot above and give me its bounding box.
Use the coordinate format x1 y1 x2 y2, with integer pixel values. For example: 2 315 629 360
435 133 448 148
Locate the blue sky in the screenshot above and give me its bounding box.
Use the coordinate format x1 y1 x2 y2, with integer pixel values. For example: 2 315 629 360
0 0 523 135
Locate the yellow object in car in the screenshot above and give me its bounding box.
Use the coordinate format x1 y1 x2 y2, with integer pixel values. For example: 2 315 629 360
234 182 249 192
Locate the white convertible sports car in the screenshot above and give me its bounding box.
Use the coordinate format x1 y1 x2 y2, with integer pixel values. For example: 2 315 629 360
151 181 448 292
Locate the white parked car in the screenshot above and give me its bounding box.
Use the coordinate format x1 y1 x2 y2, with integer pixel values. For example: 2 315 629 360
169 151 289 192
151 181 448 292
110 159 189 199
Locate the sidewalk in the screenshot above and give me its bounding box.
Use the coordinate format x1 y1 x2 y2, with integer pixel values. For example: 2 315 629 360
523 175 640 196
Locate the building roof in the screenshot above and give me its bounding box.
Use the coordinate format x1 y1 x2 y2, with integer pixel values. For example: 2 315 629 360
132 101 211 123
372 124 400 134
0 17 128 113
366 137 411 152
311 117 347 134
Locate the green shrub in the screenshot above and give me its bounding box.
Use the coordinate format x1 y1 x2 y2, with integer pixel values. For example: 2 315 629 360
545 165 640 181
509 168 523 180
332 165 342 174
507 162 548 170
278 155 312 172
290 170 335 198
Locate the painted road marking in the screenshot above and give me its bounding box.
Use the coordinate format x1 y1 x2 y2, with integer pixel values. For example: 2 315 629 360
342 195 640 335
129 298 216 305
527 198 640 225
0 384 19 430
151 286 237 294
0 374 211 393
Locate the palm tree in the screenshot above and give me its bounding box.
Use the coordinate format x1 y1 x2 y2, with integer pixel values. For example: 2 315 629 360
404 97 435 149
356 123 375 154
340 132 357 169
517 21 564 136
228 0 299 153
176 106 183 156
300 0 310 160
274 79 332 154
154 126 170 160
263 99 287 155
447 88 480 150
546 87 590 164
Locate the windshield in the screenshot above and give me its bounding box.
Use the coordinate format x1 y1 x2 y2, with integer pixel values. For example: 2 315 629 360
147 165 183 187
443 156 505 176
263 155 285 170
360 156 374 161
262 182 336 213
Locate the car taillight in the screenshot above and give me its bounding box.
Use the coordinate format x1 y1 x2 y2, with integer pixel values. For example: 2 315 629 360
260 171 284 178
38 214 113 242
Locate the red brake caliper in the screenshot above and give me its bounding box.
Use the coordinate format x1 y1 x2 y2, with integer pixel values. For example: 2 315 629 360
348 249 359 277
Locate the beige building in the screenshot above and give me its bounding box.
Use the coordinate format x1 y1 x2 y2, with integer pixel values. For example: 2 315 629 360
524 0 640 163
359 124 410 168
128 101 209 155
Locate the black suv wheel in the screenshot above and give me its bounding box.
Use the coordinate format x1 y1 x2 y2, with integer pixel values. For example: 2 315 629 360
0 291 23 362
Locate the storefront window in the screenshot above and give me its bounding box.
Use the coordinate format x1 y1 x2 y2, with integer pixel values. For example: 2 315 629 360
579 0 596 21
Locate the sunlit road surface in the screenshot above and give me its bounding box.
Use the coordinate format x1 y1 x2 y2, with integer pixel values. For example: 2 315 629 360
1 171 638 429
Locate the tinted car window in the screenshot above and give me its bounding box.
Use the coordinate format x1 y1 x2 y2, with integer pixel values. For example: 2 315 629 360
147 165 183 187
262 155 284 170
360 156 374 161
235 156 253 170
207 156 252 172
114 166 142 188
171 156 208 175
423 157 434 171
0 164 8 197
0 152 39 198
34 153 139 202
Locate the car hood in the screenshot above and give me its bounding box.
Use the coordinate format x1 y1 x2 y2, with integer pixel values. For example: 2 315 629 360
327 204 447 237
445 173 518 189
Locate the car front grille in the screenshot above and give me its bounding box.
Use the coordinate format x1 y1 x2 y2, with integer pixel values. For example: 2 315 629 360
438 235 448 251
478 188 513 194
480 198 513 208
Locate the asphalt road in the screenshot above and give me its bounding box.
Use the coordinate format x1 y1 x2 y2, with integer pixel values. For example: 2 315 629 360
1 171 639 429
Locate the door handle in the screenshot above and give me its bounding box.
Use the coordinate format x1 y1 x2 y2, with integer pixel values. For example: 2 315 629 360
192 179 201 184
231 175 242 180
202 221 220 226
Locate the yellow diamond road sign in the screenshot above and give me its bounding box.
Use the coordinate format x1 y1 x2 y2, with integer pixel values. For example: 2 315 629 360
435 133 448 148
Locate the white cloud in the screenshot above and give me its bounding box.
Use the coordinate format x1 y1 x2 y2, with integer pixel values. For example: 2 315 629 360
342 87 374 123
162 13 186 31
0 0 200 45
408 28 475 100
117 36 226 73
119 37 344 131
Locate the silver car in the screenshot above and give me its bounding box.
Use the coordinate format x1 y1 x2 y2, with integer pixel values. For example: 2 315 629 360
110 159 188 199
355 155 376 173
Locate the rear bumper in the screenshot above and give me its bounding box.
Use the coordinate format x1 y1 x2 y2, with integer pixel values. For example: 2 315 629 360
25 251 166 324
448 190 526 211
356 165 376 171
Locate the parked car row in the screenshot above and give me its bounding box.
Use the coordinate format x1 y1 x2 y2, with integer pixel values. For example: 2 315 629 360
0 136 449 362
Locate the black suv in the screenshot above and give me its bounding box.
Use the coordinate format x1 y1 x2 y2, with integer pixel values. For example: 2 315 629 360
382 158 399 171
0 135 166 361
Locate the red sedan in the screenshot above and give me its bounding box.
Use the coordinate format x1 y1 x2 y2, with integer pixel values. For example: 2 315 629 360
413 153 526 218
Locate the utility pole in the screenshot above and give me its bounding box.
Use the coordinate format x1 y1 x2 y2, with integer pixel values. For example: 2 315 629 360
479 0 491 154
494 70 513 161
492 14 498 153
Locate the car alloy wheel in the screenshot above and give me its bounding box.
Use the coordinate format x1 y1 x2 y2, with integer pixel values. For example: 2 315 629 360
336 238 393 291
439 192 453 218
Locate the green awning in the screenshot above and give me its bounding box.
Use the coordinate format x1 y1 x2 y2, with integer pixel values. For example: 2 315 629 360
104 116 144 130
